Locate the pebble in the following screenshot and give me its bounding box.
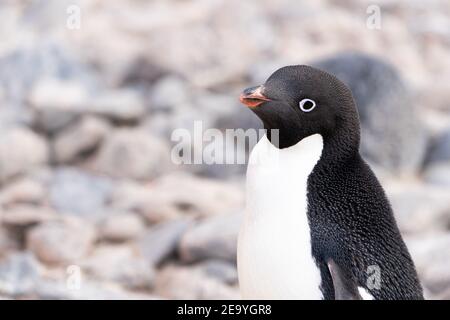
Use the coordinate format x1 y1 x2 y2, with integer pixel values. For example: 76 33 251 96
94 129 171 180
52 116 111 164
138 218 192 267
0 128 48 183
98 212 146 242
154 264 239 300
178 212 241 263
26 218 96 265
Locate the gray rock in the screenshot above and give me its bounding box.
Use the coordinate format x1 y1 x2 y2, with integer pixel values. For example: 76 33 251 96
0 41 97 128
52 116 111 164
312 52 428 174
386 183 450 234
0 253 41 297
120 57 168 87
196 260 238 285
0 127 48 183
26 218 96 265
154 264 239 300
0 228 19 257
138 218 192 267
179 212 241 263
94 129 171 180
81 244 154 290
149 75 190 112
98 212 146 242
424 164 450 186
88 89 146 122
406 233 450 296
425 129 450 166
28 71 144 131
29 77 87 133
187 93 258 178
49 167 113 217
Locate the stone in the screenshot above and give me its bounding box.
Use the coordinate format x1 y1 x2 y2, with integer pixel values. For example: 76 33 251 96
81 244 154 290
48 167 113 218
0 228 19 256
0 253 41 297
1 205 57 227
35 279 160 300
27 63 144 130
29 77 88 133
120 57 168 87
149 75 190 112
98 212 145 242
109 181 181 223
405 233 450 296
312 52 428 174
26 218 96 265
0 177 46 206
134 172 244 223
52 116 111 164
29 77 87 110
138 218 192 267
0 127 48 183
188 93 258 178
154 264 239 300
179 212 241 263
424 164 450 187
94 129 171 180
426 129 450 164
0 41 96 128
196 260 238 285
386 182 450 234
88 89 146 122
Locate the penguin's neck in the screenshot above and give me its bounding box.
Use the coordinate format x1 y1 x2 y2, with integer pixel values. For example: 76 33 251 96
320 126 361 168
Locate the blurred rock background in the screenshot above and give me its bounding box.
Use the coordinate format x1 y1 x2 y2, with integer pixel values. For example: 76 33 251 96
0 0 449 300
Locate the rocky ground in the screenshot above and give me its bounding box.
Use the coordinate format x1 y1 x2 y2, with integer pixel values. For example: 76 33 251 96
0 0 449 299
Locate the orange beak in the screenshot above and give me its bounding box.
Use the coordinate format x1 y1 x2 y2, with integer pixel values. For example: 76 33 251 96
239 85 271 108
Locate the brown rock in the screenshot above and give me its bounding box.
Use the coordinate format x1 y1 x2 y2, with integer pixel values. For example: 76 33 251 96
0 128 48 183
154 264 239 300
98 212 145 242
81 244 154 290
26 218 96 265
110 173 244 223
53 116 110 163
0 178 46 206
1 205 56 227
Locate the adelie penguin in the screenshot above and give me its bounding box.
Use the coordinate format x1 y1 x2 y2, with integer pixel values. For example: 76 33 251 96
237 65 424 300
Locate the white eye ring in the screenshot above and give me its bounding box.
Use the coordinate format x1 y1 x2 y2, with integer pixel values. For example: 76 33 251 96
299 98 316 112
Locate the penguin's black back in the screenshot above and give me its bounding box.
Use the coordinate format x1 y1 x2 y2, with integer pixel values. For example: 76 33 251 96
307 145 424 300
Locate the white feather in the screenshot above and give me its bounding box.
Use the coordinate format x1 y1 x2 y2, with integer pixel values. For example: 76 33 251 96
238 134 324 299
358 287 374 300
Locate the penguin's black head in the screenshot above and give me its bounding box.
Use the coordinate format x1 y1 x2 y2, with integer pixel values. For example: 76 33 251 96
240 65 360 150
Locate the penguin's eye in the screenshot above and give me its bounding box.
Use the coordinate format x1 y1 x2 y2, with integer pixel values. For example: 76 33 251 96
299 99 316 112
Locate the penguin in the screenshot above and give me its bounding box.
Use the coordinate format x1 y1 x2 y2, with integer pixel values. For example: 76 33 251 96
237 65 424 300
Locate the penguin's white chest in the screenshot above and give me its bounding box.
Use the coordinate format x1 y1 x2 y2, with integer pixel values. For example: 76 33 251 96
238 134 324 299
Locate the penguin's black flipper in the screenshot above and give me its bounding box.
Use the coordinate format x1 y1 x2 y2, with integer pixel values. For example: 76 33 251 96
327 259 362 300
